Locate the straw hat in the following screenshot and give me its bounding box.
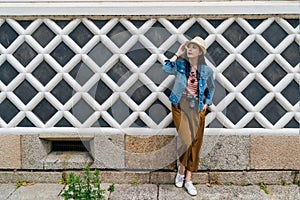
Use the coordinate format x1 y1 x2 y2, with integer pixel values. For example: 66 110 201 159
187 36 206 54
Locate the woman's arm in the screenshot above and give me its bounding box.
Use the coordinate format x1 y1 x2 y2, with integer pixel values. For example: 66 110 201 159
162 41 188 74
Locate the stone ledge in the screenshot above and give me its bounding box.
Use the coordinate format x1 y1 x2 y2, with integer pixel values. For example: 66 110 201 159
44 151 93 170
150 171 208 184
100 171 150 184
159 185 300 200
1 170 298 186
8 183 64 200
0 172 62 183
208 171 297 186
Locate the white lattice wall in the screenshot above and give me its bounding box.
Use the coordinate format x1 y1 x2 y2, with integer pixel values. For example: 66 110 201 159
0 16 299 134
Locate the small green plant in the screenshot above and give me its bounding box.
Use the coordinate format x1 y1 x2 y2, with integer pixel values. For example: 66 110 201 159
60 165 114 200
107 184 115 200
59 159 68 185
59 177 68 185
16 180 31 188
130 179 140 185
259 182 269 194
281 179 287 186
242 181 252 186
224 182 234 186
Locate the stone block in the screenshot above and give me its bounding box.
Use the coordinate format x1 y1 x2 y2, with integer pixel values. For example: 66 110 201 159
192 172 209 184
0 184 16 200
200 135 250 170
108 184 157 200
0 135 21 169
208 171 295 186
21 135 51 169
250 135 300 170
44 151 93 170
8 184 64 200
100 171 150 184
0 171 62 183
150 171 208 184
158 185 267 200
125 134 177 170
91 134 125 169
150 171 177 184
267 185 300 200
245 171 296 185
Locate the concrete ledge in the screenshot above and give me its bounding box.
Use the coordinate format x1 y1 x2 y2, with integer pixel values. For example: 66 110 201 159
100 171 150 184
0 172 62 183
208 171 296 186
44 151 93 170
1 183 299 200
1 170 298 186
150 171 208 184
0 1 298 16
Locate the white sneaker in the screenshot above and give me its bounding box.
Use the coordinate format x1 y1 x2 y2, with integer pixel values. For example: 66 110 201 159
184 181 197 196
175 166 184 188
175 173 184 187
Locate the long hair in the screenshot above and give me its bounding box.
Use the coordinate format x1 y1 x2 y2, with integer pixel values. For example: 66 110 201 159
198 54 207 66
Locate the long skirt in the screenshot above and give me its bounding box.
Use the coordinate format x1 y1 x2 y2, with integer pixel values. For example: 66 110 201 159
171 97 206 172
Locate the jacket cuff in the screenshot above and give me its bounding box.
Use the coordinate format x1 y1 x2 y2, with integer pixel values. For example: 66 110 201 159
205 99 212 106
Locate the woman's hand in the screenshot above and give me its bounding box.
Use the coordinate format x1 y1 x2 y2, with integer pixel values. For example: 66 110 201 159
202 104 208 112
176 41 189 57
170 41 188 61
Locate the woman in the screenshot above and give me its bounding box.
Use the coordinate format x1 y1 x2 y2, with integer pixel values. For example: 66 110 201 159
162 36 215 196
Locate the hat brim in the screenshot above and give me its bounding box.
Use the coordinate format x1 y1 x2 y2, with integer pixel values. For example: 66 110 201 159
187 41 206 54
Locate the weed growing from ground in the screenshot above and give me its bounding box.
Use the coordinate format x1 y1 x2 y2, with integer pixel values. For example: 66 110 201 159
60 165 114 200
259 182 269 194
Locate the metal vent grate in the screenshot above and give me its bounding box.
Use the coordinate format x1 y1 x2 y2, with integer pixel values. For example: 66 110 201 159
52 141 90 152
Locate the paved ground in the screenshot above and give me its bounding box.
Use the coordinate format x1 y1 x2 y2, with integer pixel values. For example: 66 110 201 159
0 183 299 200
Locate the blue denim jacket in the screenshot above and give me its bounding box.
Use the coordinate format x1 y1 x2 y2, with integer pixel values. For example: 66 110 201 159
162 59 215 112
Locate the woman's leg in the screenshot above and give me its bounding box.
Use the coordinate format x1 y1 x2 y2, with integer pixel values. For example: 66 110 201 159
179 162 185 175
185 170 192 182
172 102 192 168
172 103 189 188
186 109 206 172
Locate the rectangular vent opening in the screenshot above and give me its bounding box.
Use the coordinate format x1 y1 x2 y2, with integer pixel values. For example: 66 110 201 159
52 140 90 152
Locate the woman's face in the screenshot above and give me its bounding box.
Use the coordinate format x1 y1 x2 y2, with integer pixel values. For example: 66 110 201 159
186 43 202 58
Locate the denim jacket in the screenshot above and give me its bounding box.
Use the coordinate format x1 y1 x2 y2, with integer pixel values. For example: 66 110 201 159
162 59 215 112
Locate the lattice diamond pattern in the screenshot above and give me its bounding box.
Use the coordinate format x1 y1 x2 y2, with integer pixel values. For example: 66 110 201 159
0 17 299 129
